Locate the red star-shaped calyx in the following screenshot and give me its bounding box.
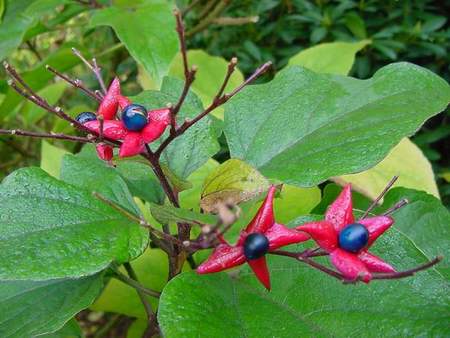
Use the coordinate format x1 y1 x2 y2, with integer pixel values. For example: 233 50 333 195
197 186 309 290
296 185 395 283
82 78 171 158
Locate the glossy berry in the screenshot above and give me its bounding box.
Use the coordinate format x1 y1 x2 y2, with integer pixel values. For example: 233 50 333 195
75 112 97 124
244 233 270 260
121 104 148 131
338 223 369 253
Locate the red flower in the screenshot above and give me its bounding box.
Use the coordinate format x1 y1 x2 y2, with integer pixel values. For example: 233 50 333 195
296 185 395 283
82 78 171 158
197 186 309 290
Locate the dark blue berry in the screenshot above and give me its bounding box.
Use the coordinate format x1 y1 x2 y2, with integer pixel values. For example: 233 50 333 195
244 233 270 260
338 223 369 253
121 104 148 131
75 111 97 124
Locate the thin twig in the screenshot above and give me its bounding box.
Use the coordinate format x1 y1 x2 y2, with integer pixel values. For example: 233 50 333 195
186 0 230 37
212 16 259 26
372 256 442 280
182 0 202 17
46 65 101 102
0 129 92 143
72 48 107 94
382 198 409 216
155 61 272 158
361 176 398 219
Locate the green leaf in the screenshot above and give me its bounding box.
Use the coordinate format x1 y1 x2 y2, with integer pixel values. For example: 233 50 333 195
0 0 5 24
0 0 71 60
344 12 367 39
169 50 244 119
287 40 370 75
150 203 217 226
60 154 141 215
90 0 178 86
378 187 450 278
134 76 220 179
224 63 450 187
0 167 147 280
40 140 70 179
0 274 102 337
159 189 450 337
336 138 440 200
200 159 270 212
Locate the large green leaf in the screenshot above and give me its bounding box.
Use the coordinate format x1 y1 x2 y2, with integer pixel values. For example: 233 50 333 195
40 319 82 338
158 189 450 337
90 0 178 85
0 0 70 61
288 40 370 75
336 137 439 199
224 63 450 187
0 167 147 280
169 50 244 119
60 154 141 215
133 76 220 179
0 274 102 338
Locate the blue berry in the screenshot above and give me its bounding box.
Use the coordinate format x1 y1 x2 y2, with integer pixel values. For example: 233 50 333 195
121 104 148 131
244 233 270 260
338 223 369 253
75 112 97 124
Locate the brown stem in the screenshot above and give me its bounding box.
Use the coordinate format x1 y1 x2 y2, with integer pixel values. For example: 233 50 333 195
383 198 409 216
0 129 92 143
46 65 101 102
360 176 398 219
372 256 442 280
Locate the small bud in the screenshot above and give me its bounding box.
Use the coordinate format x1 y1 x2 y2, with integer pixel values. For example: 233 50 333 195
45 64 50 69
70 123 75 127
7 79 13 86
183 240 190 247
11 129 16 135
231 57 238 65
54 106 62 113
2 61 9 68
139 219 147 226
166 103 173 109
202 225 211 234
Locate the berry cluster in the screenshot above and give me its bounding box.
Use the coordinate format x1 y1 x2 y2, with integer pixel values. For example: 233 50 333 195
75 78 171 160
196 181 441 290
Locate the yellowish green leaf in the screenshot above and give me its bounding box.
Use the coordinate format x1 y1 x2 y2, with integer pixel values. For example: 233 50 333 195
40 141 70 178
288 40 371 75
336 138 439 199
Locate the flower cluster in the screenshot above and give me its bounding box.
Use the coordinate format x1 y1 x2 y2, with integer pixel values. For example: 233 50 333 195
76 77 171 160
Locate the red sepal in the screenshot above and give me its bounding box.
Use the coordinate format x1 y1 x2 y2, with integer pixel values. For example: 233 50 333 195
330 248 371 283
141 108 171 143
244 185 276 234
84 120 127 140
359 216 394 247
197 244 245 274
326 184 354 232
96 143 113 161
247 256 271 290
119 132 145 158
266 223 309 251
358 251 395 273
118 95 131 110
97 77 121 120
297 221 337 252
